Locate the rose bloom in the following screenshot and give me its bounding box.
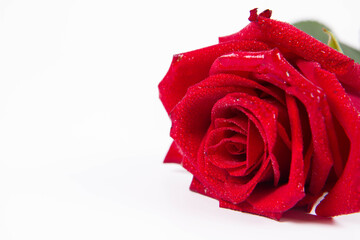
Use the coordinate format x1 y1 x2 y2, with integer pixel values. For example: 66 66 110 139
159 9 360 220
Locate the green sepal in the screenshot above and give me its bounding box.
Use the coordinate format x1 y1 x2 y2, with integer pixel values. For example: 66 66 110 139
293 21 360 63
323 28 343 53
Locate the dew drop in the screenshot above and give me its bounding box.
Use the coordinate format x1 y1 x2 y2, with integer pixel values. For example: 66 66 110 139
176 54 183 62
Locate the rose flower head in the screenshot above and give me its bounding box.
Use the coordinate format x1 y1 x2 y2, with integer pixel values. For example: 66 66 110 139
159 8 360 220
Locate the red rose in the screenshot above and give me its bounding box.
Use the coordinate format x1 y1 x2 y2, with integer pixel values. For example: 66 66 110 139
159 8 360 220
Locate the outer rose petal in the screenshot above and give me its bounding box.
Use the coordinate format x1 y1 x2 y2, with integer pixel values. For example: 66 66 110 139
246 95 305 213
164 141 183 164
220 200 282 220
190 177 219 199
159 40 270 113
191 175 282 220
219 9 360 91
297 60 360 217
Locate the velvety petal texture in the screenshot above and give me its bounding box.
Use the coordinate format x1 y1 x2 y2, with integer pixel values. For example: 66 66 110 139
159 8 360 220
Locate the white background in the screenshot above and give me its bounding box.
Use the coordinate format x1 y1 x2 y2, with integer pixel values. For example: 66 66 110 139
0 0 359 239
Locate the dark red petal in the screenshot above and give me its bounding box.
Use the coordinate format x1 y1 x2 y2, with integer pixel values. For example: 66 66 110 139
303 141 314 184
194 93 280 204
212 93 278 154
295 192 323 213
215 117 248 135
164 141 183 164
277 122 291 149
225 142 246 155
348 91 360 110
219 13 360 91
200 93 278 202
211 49 334 194
246 95 305 212
190 177 219 199
256 19 352 75
195 131 257 202
219 23 263 44
206 72 285 105
296 61 360 217
296 60 360 139
170 72 280 169
285 87 333 194
199 155 271 204
170 74 268 185
206 127 247 150
170 77 253 169
226 154 264 177
247 120 265 170
206 131 247 169
259 9 272 19
248 8 272 22
210 51 266 77
337 62 360 92
159 41 270 113
316 137 360 217
297 61 344 177
220 200 282 220
248 8 259 22
270 135 291 185
211 93 278 173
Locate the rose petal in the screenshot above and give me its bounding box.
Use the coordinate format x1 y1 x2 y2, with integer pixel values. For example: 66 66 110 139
159 41 270 113
296 61 360 217
246 95 305 213
347 90 360 110
296 60 345 177
212 93 278 153
219 9 360 91
295 191 323 213
164 141 183 164
198 149 271 204
220 200 282 220
247 120 265 170
206 127 247 150
277 122 291 149
226 154 264 177
205 129 247 169
211 49 334 194
304 141 314 184
191 174 282 220
211 93 280 180
190 177 219 199
192 93 281 203
285 87 333 194
215 116 248 135
225 142 246 155
170 72 283 175
201 93 280 202
170 76 256 175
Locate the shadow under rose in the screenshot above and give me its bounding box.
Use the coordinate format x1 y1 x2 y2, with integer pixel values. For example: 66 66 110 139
280 209 337 225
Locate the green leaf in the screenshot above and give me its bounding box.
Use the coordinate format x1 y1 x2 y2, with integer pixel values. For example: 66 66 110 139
341 43 360 64
293 21 360 63
293 21 330 44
